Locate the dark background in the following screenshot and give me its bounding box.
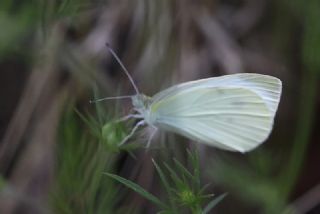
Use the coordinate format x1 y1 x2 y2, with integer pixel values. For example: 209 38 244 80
0 0 320 213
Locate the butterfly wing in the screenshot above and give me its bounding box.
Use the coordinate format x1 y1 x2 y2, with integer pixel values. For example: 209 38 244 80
150 74 281 152
153 73 281 115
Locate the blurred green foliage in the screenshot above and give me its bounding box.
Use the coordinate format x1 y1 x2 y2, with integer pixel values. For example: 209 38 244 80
51 107 120 214
0 1 37 56
106 151 226 213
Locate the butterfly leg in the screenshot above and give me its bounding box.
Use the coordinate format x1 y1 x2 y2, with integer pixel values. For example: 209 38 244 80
119 120 145 145
146 126 158 148
116 114 143 123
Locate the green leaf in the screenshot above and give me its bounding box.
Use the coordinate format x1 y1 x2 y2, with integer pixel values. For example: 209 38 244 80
202 193 228 214
104 173 168 210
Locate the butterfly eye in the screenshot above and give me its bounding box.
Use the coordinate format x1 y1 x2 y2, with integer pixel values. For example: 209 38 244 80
131 96 139 107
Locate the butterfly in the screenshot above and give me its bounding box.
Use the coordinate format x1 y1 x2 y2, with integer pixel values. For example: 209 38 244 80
92 44 282 153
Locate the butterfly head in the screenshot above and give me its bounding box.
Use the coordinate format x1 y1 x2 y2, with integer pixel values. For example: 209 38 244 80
131 94 152 112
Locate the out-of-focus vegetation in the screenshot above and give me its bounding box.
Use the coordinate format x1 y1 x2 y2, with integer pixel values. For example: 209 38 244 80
0 0 320 213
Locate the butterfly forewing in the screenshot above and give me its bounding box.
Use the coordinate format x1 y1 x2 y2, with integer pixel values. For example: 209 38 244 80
149 75 281 152
152 73 281 114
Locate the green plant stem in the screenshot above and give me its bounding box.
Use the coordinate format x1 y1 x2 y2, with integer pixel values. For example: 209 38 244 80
191 204 202 214
280 70 319 198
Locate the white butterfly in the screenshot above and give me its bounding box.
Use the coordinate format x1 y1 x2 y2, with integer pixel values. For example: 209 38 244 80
94 45 282 153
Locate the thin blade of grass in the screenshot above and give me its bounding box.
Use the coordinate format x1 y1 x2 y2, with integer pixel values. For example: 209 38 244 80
187 149 200 190
163 163 186 190
0 176 6 190
173 158 195 184
152 159 178 213
74 109 101 138
203 193 228 214
104 173 168 210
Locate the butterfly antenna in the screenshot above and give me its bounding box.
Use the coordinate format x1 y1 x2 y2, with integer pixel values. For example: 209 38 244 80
89 95 133 103
106 43 140 95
